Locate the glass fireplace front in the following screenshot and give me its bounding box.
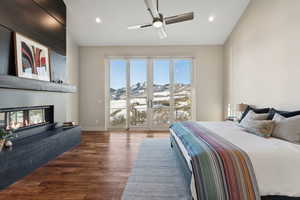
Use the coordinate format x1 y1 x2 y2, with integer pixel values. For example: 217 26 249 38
0 106 54 131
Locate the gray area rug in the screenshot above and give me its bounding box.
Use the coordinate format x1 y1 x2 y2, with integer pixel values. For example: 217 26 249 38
122 138 192 200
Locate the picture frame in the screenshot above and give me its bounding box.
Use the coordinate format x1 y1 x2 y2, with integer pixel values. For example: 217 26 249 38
14 32 51 82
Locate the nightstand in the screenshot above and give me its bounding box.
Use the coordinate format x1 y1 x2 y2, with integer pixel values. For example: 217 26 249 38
225 116 238 122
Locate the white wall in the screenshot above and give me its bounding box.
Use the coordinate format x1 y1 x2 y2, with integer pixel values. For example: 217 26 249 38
79 46 223 131
224 0 300 115
66 31 80 122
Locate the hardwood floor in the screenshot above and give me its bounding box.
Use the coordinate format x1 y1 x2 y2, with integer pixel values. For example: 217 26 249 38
0 131 169 200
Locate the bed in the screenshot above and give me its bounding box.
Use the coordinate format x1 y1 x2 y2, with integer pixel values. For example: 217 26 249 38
170 121 300 200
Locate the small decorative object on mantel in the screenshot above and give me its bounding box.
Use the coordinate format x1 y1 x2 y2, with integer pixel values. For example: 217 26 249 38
51 80 64 84
0 139 4 152
14 32 51 82
5 140 13 148
0 128 15 152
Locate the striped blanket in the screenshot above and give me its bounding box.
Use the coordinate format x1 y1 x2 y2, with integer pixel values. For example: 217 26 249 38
170 122 260 200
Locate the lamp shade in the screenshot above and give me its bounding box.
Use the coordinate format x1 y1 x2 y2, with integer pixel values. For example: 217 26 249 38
236 103 247 112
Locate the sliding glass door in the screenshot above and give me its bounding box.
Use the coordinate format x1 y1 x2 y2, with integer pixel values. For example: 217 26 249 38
129 59 148 128
173 59 193 121
151 59 171 129
109 60 127 129
108 58 193 130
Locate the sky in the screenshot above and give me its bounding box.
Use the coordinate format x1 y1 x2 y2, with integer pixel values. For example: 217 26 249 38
110 59 191 89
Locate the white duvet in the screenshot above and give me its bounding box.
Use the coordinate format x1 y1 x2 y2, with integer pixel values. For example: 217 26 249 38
171 121 300 197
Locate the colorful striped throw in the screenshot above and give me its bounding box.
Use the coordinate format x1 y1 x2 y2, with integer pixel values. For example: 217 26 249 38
170 122 260 200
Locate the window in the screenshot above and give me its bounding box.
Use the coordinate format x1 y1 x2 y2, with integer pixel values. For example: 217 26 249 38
108 57 193 130
109 60 127 129
174 59 192 121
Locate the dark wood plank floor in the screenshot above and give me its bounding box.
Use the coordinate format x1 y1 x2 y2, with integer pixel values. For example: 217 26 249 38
0 131 169 200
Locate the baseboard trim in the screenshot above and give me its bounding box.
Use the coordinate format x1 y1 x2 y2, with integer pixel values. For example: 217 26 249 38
81 126 106 132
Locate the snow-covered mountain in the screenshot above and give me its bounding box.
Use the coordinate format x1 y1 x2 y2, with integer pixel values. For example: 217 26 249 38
111 83 191 100
109 82 192 127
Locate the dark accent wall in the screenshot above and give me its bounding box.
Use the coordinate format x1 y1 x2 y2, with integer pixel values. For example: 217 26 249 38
32 0 66 26
0 25 14 75
0 0 66 80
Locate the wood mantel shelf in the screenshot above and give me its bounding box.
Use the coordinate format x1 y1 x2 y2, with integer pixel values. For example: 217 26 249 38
0 75 77 93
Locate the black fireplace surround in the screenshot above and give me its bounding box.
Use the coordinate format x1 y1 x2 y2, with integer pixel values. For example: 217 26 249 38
0 0 81 190
0 0 81 191
0 105 81 190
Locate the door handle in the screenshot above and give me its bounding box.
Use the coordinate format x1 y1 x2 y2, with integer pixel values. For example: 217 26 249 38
148 99 153 108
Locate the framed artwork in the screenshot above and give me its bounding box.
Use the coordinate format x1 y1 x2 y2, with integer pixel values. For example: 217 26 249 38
14 32 51 81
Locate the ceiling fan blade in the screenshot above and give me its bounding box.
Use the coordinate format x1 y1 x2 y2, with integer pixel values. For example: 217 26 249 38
165 12 194 25
128 24 152 30
144 0 159 18
157 25 167 39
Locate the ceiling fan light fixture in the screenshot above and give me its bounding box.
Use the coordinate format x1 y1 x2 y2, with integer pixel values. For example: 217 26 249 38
128 0 194 38
153 20 163 28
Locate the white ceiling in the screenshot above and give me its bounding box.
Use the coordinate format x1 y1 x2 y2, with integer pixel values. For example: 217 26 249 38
64 0 249 46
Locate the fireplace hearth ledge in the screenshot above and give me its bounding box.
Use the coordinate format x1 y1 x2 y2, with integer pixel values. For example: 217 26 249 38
0 75 76 93
0 125 81 190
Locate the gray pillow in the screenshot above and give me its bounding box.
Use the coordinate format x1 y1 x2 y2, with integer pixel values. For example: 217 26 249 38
241 120 275 138
272 113 300 144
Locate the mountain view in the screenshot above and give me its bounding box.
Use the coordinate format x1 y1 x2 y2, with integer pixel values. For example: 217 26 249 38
110 82 192 128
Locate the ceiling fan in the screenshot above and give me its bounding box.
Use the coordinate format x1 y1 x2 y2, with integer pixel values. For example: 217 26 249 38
128 0 194 39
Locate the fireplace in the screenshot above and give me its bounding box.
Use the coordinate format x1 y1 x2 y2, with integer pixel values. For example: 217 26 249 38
0 105 54 131
0 105 80 190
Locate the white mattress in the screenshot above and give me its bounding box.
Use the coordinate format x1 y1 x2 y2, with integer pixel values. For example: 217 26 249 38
171 121 300 198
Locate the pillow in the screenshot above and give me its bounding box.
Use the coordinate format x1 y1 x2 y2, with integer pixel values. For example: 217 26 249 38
239 106 270 123
267 108 300 120
241 120 275 138
272 113 300 144
240 110 269 126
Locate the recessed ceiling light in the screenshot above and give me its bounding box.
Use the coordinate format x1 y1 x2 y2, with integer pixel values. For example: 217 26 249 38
95 17 102 23
208 16 215 22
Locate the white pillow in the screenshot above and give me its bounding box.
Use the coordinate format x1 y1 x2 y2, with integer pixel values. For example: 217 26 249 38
272 113 300 144
240 110 269 125
241 120 275 138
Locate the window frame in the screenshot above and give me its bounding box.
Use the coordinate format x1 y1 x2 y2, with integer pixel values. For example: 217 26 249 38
105 56 196 131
